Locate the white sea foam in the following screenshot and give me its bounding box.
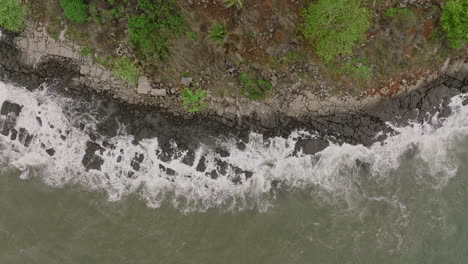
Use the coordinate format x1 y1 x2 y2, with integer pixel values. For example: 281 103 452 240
0 81 466 212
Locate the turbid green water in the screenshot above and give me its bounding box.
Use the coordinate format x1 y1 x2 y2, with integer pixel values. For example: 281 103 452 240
1 144 468 264
2 81 468 263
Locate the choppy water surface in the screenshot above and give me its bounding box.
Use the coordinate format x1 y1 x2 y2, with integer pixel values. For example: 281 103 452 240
1 81 468 263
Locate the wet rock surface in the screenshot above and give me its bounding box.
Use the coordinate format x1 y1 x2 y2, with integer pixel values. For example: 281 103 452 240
1 28 468 182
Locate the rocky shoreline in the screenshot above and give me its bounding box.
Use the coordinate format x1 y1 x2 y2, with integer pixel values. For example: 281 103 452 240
1 23 468 179
1 25 468 148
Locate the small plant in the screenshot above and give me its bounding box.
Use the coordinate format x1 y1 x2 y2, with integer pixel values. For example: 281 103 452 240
99 56 115 69
384 7 418 30
299 0 371 61
384 7 410 18
79 45 92 56
208 21 228 44
441 0 468 49
222 0 243 9
342 58 370 80
60 0 88 23
279 51 299 64
0 0 27 32
127 0 187 61
239 72 272 100
112 57 139 86
181 88 206 113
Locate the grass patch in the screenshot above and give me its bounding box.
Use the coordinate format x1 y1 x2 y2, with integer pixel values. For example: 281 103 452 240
299 0 371 61
60 0 88 23
279 51 299 64
239 72 272 100
208 21 228 44
112 57 139 86
222 0 243 9
0 0 27 32
384 7 411 18
384 7 418 30
65 25 89 46
181 88 206 113
342 58 370 80
441 0 468 49
79 45 93 56
127 0 187 61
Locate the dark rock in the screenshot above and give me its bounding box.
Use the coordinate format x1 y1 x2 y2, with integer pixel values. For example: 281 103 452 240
210 170 218 179
181 150 195 166
131 153 144 171
45 148 55 156
36 117 42 126
196 156 206 172
295 138 329 155
236 141 247 151
166 167 176 176
10 129 17 140
97 118 118 138
82 141 105 171
0 101 22 116
215 147 230 157
215 159 228 175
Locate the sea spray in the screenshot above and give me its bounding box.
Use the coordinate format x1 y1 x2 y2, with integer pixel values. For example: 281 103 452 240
1 81 467 212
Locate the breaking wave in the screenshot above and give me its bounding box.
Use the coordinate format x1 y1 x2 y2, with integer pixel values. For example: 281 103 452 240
0 80 466 212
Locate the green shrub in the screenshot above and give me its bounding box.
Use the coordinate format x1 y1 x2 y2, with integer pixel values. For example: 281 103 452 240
342 58 370 80
441 0 468 49
384 7 409 18
127 0 187 61
181 88 206 113
239 72 272 100
60 0 88 23
0 0 27 32
299 0 371 61
79 45 92 56
208 21 228 44
112 57 139 86
222 0 243 9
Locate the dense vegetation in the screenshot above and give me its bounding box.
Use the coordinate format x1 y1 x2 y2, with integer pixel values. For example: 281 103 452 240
0 0 27 32
181 88 206 113
208 21 228 44
299 0 371 61
239 72 272 100
127 0 187 61
112 57 139 86
60 0 88 23
441 0 468 49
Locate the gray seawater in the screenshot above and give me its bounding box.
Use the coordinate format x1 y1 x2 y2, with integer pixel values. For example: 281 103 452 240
1 81 468 263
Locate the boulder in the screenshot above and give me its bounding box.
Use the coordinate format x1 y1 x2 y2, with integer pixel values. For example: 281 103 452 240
181 77 193 86
151 89 166 96
137 76 152 94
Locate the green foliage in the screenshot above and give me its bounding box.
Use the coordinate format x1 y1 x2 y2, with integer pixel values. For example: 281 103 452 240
222 0 243 9
299 0 371 61
384 7 410 18
98 56 115 69
342 58 370 80
384 7 418 30
208 21 228 44
239 72 272 100
181 88 206 113
441 0 468 49
0 0 27 32
279 51 299 64
112 57 139 86
79 45 93 56
60 0 88 23
127 0 187 61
